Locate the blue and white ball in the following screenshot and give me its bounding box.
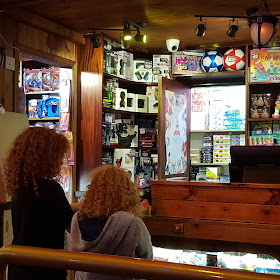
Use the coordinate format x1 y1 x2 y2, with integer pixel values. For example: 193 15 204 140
201 51 224 72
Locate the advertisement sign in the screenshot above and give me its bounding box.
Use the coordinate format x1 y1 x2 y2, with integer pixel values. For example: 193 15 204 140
250 49 280 83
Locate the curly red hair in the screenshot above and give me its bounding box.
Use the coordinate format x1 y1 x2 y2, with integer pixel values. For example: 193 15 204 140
4 127 69 198
79 165 142 218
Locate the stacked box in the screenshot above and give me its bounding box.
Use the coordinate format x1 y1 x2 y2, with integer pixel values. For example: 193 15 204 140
146 86 158 113
190 149 200 164
213 135 231 163
200 134 213 163
152 54 171 83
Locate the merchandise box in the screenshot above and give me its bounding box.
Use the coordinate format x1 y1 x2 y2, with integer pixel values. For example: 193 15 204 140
213 135 230 140
123 51 134 81
153 54 171 83
136 94 148 113
24 69 42 92
172 51 204 75
104 50 118 76
250 49 280 83
213 158 230 163
116 51 125 79
113 148 135 169
134 59 153 83
206 167 221 180
127 124 138 147
112 88 127 111
146 86 158 113
126 93 136 112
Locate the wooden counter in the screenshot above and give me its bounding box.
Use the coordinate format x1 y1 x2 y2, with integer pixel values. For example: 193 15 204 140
144 179 280 257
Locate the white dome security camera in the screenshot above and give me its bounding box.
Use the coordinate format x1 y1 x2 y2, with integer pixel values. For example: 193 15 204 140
166 39 180 52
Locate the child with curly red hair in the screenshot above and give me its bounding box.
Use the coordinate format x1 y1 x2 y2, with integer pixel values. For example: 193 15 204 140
70 164 153 280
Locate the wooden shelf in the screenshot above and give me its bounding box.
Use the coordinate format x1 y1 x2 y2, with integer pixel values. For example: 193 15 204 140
103 72 157 86
25 91 60 95
248 118 280 121
102 145 157 151
103 108 158 116
191 129 245 133
28 117 60 121
173 70 245 78
191 163 229 166
248 82 280 85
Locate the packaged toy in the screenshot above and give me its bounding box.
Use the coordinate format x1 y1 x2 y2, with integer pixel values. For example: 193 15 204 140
42 68 51 91
24 69 42 92
50 67 60 91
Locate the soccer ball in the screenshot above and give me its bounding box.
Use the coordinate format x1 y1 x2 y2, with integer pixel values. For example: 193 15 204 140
201 51 224 72
223 48 245 71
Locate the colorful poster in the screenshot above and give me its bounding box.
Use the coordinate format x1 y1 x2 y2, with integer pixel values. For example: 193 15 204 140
250 49 280 83
164 90 188 175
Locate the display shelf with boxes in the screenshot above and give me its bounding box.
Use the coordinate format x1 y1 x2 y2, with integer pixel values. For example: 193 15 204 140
247 47 280 146
102 37 171 189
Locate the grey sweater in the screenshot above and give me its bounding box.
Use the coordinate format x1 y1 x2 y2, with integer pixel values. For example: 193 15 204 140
70 211 153 280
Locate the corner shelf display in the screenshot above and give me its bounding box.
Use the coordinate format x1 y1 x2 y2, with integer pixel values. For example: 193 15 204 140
102 38 172 189
23 66 74 195
248 48 280 146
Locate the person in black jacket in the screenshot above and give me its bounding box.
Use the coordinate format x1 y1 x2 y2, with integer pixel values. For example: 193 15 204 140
3 127 78 280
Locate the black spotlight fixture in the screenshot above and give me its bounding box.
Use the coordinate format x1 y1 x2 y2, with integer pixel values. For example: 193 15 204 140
134 28 147 43
195 17 206 37
123 19 132 41
90 32 101 48
247 0 279 49
227 19 239 37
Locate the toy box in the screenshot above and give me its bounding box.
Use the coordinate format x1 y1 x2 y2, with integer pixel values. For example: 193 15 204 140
172 51 204 74
42 68 51 91
50 67 60 91
113 148 135 169
134 59 153 83
122 51 134 80
250 49 280 83
146 86 158 113
136 94 148 113
126 93 136 112
112 88 127 111
24 69 42 92
104 50 118 76
152 54 171 83
38 96 60 118
139 128 157 147
28 99 39 118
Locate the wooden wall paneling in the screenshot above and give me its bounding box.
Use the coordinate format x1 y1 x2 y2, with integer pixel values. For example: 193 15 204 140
6 8 84 45
144 217 280 246
152 185 279 205
76 37 104 190
152 199 280 225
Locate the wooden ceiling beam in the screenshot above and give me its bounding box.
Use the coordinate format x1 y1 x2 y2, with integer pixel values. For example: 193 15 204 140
4 7 85 45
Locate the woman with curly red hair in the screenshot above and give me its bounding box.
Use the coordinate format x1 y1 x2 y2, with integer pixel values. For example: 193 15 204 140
70 164 153 280
4 127 76 280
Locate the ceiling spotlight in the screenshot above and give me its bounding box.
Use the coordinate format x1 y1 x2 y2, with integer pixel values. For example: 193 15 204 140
247 0 279 49
121 37 130 49
134 28 147 43
90 32 101 48
123 19 132 41
227 19 239 37
195 18 206 37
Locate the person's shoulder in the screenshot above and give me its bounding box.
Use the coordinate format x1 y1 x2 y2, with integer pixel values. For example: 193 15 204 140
112 211 143 225
38 179 63 193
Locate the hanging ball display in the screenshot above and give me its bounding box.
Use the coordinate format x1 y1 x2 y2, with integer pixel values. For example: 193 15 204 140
223 48 245 71
201 51 224 72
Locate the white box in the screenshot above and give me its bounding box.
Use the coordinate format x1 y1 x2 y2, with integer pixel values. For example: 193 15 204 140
146 86 158 113
123 51 134 81
114 148 135 168
113 88 127 110
136 94 148 113
153 54 171 83
116 51 125 79
126 93 136 112
134 59 153 83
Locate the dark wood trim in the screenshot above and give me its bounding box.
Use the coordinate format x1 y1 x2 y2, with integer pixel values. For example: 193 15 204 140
16 43 76 68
